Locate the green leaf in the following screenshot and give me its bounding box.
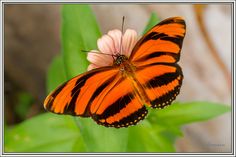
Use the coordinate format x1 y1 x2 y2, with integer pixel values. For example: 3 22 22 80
62 4 101 79
127 101 230 152
148 101 231 126
75 118 128 152
74 118 179 152
143 12 159 35
15 92 34 119
127 121 176 152
5 113 86 152
46 54 67 93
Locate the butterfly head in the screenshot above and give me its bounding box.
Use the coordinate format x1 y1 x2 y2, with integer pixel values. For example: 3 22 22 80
113 54 128 66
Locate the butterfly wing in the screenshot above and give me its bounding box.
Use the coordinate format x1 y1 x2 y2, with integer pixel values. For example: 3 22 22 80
44 66 148 128
130 17 186 108
89 75 148 128
135 63 183 108
130 17 186 65
44 67 118 117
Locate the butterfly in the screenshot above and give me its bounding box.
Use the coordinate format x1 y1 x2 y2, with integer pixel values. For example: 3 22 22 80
44 17 186 128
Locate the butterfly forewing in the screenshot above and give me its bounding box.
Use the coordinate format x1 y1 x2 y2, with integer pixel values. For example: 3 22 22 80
130 17 186 66
44 67 118 117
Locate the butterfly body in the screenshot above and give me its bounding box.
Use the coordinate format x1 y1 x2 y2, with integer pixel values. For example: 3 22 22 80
44 17 186 128
113 54 128 66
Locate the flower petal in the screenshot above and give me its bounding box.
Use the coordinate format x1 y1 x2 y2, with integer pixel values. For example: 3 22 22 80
87 50 100 63
97 35 116 54
122 29 138 57
87 64 99 71
108 29 122 54
87 28 138 71
87 51 113 67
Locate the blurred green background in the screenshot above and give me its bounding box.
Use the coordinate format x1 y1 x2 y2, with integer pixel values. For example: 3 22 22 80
4 4 232 153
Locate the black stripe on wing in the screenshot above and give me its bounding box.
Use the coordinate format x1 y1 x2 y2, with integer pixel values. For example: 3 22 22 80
71 70 102 97
139 32 167 45
93 106 148 128
158 17 185 26
94 93 134 120
151 83 182 109
45 82 68 111
138 32 185 48
62 70 103 116
87 74 119 111
130 17 186 62
135 51 180 63
145 64 183 109
58 67 114 117
161 35 184 48
136 32 184 63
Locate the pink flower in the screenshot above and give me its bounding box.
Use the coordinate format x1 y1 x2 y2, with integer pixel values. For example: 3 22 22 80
87 29 138 71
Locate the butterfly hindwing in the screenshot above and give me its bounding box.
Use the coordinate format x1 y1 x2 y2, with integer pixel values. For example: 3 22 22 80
89 74 148 128
92 93 148 128
135 63 183 108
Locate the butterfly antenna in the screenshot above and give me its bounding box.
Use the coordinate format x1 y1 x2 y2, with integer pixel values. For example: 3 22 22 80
81 50 91 53
119 16 125 55
81 49 116 58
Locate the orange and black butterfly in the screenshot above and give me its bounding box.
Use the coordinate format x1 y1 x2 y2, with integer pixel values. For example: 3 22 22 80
44 17 186 128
